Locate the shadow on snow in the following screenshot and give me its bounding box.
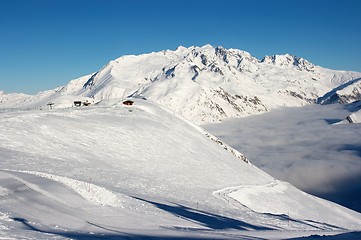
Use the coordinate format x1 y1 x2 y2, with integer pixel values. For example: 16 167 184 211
12 217 263 240
132 196 272 231
11 196 347 239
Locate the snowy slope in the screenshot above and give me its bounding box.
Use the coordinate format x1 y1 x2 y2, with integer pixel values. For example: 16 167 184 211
337 109 361 124
2 45 361 124
1 100 361 239
318 78 361 104
334 100 361 124
347 109 361 123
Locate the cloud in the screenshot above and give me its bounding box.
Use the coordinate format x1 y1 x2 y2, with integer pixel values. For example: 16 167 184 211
204 104 361 212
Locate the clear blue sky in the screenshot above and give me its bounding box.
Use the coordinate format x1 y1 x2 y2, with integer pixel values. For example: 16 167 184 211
1 0 361 94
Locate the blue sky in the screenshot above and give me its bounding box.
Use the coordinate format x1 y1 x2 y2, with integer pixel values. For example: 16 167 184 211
1 0 361 94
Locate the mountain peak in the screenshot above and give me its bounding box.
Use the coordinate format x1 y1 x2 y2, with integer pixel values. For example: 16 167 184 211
200 43 214 49
175 45 188 52
262 54 315 71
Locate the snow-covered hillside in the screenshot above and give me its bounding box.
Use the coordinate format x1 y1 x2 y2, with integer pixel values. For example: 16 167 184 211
1 100 361 239
318 78 361 104
334 100 361 124
338 110 361 124
2 45 361 124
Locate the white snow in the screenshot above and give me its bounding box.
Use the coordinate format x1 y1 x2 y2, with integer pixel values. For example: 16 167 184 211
225 181 361 228
0 100 361 239
337 108 361 124
348 109 361 123
8 170 122 207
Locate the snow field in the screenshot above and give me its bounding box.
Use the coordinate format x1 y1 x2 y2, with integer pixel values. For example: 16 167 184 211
1 99 361 239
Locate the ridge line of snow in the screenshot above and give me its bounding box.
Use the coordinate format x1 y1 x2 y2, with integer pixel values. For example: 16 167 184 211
155 102 251 164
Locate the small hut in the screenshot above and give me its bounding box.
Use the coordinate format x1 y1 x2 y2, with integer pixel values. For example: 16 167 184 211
123 100 134 106
74 101 82 107
47 102 54 109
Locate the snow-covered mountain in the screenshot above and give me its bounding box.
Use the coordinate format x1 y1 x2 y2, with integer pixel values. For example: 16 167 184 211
0 91 33 108
336 101 361 124
2 45 361 124
318 78 361 105
343 109 361 123
1 100 361 239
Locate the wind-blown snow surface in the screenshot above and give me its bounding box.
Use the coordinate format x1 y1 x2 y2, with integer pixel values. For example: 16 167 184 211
1 45 361 124
204 103 361 214
1 100 361 239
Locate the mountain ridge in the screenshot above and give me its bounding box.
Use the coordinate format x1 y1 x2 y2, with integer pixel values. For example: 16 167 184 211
1 44 361 123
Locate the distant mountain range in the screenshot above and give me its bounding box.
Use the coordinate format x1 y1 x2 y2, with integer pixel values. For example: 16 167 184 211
1 44 361 124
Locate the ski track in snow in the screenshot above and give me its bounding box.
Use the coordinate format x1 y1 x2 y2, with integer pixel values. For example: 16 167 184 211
214 181 280 210
3 170 122 207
